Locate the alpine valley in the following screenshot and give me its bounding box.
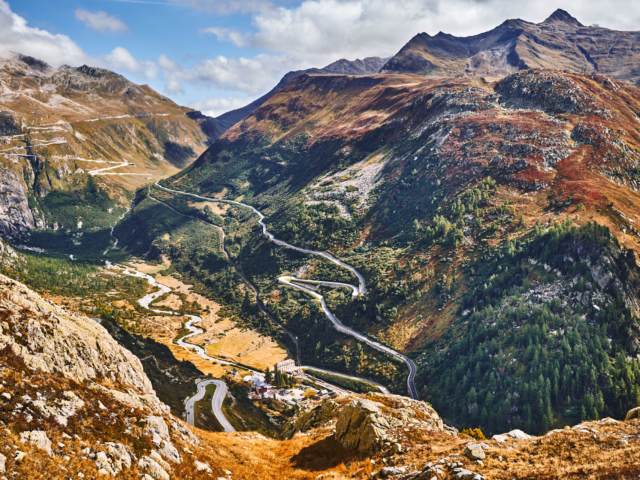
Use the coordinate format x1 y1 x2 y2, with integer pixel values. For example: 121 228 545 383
2 8 640 480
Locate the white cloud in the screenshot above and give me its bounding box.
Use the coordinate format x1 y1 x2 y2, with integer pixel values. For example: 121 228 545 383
158 53 180 71
155 51 290 96
187 54 290 95
190 96 258 117
0 0 91 67
75 9 130 34
106 46 157 79
200 27 248 46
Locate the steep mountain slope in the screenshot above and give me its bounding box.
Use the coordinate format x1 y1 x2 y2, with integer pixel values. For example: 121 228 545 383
381 9 640 85
215 56 387 130
3 260 640 480
131 67 640 434
0 51 219 248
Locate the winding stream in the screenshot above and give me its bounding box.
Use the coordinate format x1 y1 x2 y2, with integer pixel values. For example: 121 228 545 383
105 260 239 369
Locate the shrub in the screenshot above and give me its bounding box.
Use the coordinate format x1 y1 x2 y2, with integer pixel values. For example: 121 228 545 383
461 428 486 440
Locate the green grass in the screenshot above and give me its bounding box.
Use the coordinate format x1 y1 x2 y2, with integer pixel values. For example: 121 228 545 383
0 248 147 298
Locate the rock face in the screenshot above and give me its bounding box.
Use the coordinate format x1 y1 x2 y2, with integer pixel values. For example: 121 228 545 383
19 431 52 454
0 172 33 240
335 394 457 454
285 392 456 454
282 398 338 438
0 272 207 479
335 400 387 453
0 273 154 393
625 406 640 420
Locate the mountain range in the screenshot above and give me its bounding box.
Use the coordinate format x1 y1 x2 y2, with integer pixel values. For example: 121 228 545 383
215 56 388 131
213 8 640 135
381 9 640 84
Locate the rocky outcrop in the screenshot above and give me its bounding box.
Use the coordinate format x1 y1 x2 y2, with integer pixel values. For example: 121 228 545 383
0 273 154 392
284 392 456 454
281 398 338 438
0 272 201 478
95 443 132 476
335 399 389 453
335 394 457 454
625 406 640 420
19 430 52 454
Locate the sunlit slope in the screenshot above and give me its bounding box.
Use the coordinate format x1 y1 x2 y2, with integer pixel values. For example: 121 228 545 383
0 51 219 241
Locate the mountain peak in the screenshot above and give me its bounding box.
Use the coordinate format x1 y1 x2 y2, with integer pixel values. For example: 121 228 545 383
542 9 584 27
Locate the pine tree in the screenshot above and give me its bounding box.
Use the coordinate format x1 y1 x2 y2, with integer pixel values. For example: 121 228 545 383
265 367 272 384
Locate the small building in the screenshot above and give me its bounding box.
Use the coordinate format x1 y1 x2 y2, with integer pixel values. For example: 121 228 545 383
275 359 300 374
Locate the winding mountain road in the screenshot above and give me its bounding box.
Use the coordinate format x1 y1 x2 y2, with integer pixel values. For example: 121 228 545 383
105 181 409 432
186 379 235 432
154 182 419 400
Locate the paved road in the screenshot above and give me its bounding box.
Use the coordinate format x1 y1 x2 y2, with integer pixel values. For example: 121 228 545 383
185 379 235 432
281 277 418 399
147 193 302 367
88 158 143 176
302 366 390 394
154 182 419 400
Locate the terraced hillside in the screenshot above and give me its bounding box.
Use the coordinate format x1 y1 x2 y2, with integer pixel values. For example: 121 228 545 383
0 51 221 253
120 67 640 434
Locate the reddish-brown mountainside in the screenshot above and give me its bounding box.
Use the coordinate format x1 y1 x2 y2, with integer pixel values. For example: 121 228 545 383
221 68 640 252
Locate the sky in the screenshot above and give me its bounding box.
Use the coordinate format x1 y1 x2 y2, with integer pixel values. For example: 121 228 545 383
3 0 639 117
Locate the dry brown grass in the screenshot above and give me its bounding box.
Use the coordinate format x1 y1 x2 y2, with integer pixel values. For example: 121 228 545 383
397 420 640 479
204 324 288 370
194 428 380 480
165 341 232 377
153 293 183 310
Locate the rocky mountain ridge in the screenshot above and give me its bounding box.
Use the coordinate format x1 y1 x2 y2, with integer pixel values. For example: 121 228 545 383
0 269 213 479
381 9 640 86
215 56 388 131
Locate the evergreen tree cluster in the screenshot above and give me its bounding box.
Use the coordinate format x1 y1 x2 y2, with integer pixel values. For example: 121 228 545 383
419 221 640 435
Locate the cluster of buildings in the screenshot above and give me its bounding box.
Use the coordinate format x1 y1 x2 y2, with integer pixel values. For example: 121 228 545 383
241 360 330 405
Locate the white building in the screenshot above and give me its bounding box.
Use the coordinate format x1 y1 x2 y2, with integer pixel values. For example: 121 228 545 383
275 359 300 374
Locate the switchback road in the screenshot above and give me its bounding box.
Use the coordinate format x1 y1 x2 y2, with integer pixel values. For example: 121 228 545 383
154 182 418 400
185 379 235 432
